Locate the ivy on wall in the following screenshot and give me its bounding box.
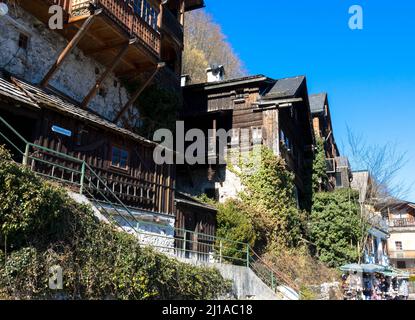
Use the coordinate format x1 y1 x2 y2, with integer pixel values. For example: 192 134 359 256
238 147 307 250
312 137 329 193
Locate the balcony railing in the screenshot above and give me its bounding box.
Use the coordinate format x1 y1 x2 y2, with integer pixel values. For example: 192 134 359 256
326 156 351 173
389 250 415 260
366 213 389 233
48 0 72 11
162 7 183 42
70 0 161 57
389 218 415 228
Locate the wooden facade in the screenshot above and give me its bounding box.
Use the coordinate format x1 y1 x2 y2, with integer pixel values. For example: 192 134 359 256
0 0 215 237
181 75 315 207
175 192 217 260
0 76 175 215
309 93 351 190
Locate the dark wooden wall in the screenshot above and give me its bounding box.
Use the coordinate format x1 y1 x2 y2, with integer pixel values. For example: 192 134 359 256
0 105 175 215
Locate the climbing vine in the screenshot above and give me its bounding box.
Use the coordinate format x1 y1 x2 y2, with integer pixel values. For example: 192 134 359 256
238 147 307 249
312 137 329 193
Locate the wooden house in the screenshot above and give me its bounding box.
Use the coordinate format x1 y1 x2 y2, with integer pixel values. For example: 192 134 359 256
179 72 315 208
0 0 217 249
309 93 351 190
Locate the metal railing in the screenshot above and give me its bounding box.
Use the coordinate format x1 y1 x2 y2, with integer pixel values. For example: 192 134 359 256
389 218 415 228
0 115 296 296
389 250 415 260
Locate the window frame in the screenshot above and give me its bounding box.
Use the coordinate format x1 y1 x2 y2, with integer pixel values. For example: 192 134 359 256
395 241 403 251
110 145 130 171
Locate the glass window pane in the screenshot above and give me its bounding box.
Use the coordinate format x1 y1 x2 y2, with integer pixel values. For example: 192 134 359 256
112 147 120 166
120 150 129 168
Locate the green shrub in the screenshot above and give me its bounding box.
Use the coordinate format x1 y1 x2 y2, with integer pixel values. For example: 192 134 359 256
309 189 367 267
0 146 230 300
215 199 256 264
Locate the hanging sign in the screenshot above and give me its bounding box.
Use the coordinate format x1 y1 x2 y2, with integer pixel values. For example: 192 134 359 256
52 125 72 137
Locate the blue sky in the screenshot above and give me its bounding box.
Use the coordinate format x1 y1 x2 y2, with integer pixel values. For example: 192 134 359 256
205 0 415 201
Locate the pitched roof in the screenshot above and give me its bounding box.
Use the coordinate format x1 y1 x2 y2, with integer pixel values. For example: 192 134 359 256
0 75 39 108
184 74 270 89
0 74 156 147
263 76 305 99
309 93 327 114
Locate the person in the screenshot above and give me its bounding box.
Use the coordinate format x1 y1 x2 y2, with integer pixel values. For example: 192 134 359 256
349 271 362 300
372 274 382 300
398 279 409 300
363 273 372 300
379 276 388 299
341 274 349 300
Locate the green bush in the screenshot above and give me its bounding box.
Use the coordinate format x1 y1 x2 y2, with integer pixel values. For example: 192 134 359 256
309 189 367 267
215 199 256 264
0 146 230 300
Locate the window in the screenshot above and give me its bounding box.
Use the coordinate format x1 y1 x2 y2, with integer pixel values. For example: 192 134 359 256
280 130 291 151
139 0 159 30
397 261 406 269
18 33 29 50
111 146 129 169
133 0 142 16
395 241 403 251
335 172 343 187
252 127 262 145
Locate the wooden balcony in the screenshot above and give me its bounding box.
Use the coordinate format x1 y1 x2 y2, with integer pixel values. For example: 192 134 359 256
162 7 183 44
390 218 415 228
21 0 163 82
389 250 415 260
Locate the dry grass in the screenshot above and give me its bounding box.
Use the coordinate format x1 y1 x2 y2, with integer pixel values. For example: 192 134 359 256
263 247 340 287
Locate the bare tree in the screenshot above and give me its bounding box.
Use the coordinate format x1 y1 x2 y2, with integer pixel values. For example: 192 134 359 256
183 10 246 83
345 126 411 203
344 126 413 262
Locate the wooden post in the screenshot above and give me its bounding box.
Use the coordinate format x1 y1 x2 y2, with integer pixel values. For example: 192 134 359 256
40 10 101 88
157 1 164 29
112 62 165 124
219 240 223 263
81 38 136 108
23 143 30 166
246 244 250 268
179 0 185 25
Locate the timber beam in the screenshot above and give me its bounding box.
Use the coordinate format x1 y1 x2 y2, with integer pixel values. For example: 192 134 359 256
40 10 102 88
81 38 137 109
113 62 165 124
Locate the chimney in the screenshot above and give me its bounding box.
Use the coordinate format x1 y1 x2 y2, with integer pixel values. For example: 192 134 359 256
181 74 191 87
206 65 225 83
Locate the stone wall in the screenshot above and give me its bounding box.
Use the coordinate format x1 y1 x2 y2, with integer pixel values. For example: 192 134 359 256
110 208 176 255
0 6 131 121
308 282 342 300
177 166 244 203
